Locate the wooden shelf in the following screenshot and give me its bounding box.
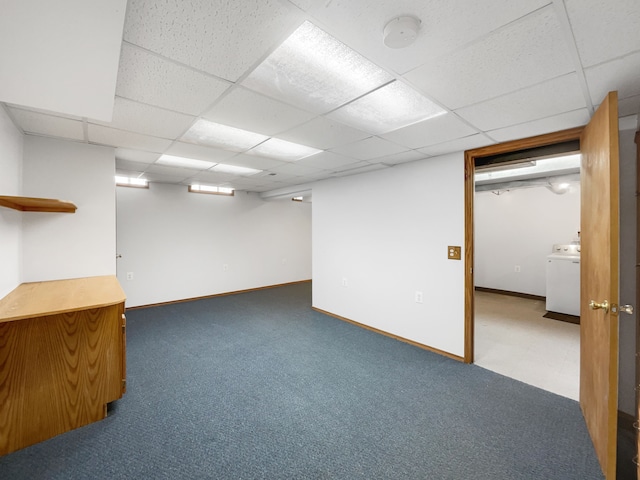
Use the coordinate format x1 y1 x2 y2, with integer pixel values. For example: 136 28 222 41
0 195 77 213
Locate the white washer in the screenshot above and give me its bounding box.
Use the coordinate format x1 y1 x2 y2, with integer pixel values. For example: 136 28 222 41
546 244 580 316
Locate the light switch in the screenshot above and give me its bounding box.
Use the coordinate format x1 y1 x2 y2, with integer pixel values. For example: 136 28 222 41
448 246 461 260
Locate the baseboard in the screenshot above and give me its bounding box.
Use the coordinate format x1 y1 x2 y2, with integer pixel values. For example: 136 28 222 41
312 307 465 363
474 286 545 302
126 279 312 310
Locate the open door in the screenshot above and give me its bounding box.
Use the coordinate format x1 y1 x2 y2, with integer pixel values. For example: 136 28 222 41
580 91 620 479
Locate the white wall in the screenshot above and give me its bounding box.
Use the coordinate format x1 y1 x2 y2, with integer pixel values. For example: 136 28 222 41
313 153 465 358
116 183 312 307
618 128 637 416
474 185 580 296
21 136 116 282
0 107 23 298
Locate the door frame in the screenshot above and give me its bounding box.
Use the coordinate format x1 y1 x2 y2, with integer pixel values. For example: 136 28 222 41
463 126 585 363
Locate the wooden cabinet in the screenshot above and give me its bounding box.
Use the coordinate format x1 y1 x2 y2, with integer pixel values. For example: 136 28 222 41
0 276 126 455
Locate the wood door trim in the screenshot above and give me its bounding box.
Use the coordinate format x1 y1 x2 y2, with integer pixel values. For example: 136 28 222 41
463 126 585 363
634 128 640 479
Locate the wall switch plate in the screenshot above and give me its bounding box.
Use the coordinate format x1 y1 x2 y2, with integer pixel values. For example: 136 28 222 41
223 264 229 271
342 278 348 287
448 246 461 260
126 272 134 281
514 265 521 272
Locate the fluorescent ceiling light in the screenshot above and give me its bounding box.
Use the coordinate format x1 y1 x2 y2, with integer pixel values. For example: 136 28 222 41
115 175 148 188
242 21 393 114
247 137 322 161
475 153 581 184
182 119 268 151
211 164 262 176
156 154 215 170
327 81 447 134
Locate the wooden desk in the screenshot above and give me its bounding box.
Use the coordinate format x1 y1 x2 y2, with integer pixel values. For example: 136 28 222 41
0 276 126 455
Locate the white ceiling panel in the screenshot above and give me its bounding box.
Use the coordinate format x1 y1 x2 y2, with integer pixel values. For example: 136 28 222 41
145 164 200 177
277 116 370 150
8 107 84 141
224 153 287 171
455 74 586 131
88 124 172 152
123 0 302 82
93 97 195 139
419 134 495 157
486 108 591 143
330 136 408 160
187 171 236 183
565 0 640 67
300 0 550 75
269 162 327 176
404 6 574 110
115 148 161 164
617 95 640 117
116 43 231 116
367 150 427 166
584 51 640 105
164 142 237 163
202 87 315 136
0 0 126 121
381 113 477 150
295 151 362 170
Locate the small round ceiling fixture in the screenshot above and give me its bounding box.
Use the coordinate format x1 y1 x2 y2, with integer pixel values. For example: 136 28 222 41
383 16 421 49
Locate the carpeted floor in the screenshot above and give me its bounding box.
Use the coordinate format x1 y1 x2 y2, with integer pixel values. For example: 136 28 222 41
0 283 603 479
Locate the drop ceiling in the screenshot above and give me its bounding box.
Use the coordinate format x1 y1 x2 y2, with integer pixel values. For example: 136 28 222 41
2 0 639 194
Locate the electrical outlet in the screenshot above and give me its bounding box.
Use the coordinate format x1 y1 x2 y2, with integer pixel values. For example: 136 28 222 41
126 272 134 281
415 291 423 303
223 264 229 271
514 265 521 273
342 278 348 287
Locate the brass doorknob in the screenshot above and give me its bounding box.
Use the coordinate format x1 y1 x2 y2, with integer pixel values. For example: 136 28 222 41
589 300 609 312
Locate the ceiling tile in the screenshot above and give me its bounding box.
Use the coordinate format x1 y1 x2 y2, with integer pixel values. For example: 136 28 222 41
380 113 477 149
368 150 427 166
116 43 231 115
617 95 640 117
88 124 172 152
145 164 200 178
123 0 302 82
295 151 362 170
8 107 84 141
277 116 370 150
404 6 574 110
418 134 495 157
202 87 315 136
223 153 287 171
115 148 161 164
93 97 195 139
565 0 640 67
331 163 389 177
164 142 237 163
584 51 640 106
330 136 407 161
299 0 550 75
187 171 236 183
268 162 326 176
455 74 586 131
486 109 591 143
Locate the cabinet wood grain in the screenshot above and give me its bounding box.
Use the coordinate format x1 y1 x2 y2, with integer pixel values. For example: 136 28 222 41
0 276 126 455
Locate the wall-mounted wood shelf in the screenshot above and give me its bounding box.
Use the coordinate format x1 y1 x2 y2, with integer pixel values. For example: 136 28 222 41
0 195 77 213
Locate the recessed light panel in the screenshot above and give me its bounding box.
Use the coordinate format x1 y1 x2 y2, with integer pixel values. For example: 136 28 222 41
211 164 262 176
327 81 447 134
182 119 268 151
242 21 393 114
247 138 322 161
156 154 215 170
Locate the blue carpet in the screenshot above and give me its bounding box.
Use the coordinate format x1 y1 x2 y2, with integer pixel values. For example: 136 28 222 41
0 282 603 479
